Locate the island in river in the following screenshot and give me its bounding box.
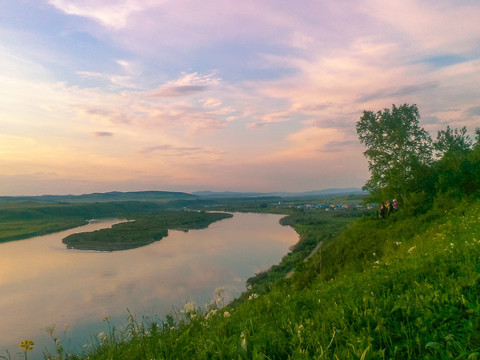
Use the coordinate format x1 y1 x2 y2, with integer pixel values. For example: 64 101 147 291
62 211 233 251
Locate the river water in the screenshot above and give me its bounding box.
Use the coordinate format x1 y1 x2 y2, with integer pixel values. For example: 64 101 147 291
0 212 298 359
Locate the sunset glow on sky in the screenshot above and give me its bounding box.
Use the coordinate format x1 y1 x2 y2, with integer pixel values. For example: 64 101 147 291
1 0 480 195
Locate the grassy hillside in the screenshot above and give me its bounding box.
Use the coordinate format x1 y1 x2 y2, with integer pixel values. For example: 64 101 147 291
39 198 480 359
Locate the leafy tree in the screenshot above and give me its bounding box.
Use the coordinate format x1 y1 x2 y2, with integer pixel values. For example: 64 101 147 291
356 104 433 201
433 126 478 198
474 128 480 149
433 126 472 160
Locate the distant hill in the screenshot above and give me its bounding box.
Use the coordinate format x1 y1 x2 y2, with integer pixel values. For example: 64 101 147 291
192 188 365 199
0 188 365 203
0 191 196 203
191 191 271 198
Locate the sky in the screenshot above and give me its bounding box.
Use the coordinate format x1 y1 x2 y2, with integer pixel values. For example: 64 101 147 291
1 0 480 196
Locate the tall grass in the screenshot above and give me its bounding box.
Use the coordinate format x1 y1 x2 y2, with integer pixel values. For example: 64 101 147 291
9 200 480 359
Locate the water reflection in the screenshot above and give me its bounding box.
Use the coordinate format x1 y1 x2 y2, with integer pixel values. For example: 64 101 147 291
0 213 298 359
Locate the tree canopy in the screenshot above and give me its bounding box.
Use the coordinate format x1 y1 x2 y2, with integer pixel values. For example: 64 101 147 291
356 104 432 201
357 103 480 207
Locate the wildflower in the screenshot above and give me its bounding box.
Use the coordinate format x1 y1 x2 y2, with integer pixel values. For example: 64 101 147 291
184 301 195 314
248 293 259 300
205 309 217 320
372 252 376 256
223 311 230 318
240 332 247 351
98 332 107 341
395 241 402 246
296 324 304 339
375 260 380 264
19 339 34 351
450 243 454 247
408 246 416 253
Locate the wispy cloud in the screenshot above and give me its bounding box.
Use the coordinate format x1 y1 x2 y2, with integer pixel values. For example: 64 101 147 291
466 106 480 118
147 85 209 98
91 131 114 137
77 70 137 89
356 82 439 103
140 144 223 160
362 0 480 53
48 0 159 29
146 72 221 98
1 0 480 194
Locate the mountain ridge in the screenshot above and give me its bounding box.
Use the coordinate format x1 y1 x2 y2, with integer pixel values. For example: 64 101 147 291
0 190 196 203
0 188 365 202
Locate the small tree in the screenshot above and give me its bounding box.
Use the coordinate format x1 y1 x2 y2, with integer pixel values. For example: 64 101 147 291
434 126 472 159
433 126 477 198
473 128 480 150
356 104 433 201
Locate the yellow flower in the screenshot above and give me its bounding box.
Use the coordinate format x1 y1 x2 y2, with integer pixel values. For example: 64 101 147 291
20 339 35 351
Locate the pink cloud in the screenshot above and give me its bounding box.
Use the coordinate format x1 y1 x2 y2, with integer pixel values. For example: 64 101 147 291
48 0 160 29
362 0 480 53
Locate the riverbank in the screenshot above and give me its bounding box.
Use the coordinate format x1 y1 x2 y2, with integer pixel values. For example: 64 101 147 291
61 199 480 359
0 212 298 359
0 201 194 244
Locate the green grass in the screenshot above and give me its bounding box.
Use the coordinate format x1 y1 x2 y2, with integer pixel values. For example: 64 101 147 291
45 199 479 360
242 208 369 297
0 217 88 243
5 198 480 359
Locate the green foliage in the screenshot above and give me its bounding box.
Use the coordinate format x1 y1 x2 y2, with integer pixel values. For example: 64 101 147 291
356 104 433 201
357 104 480 213
62 211 233 251
0 217 88 243
0 201 201 243
433 142 480 199
434 126 472 159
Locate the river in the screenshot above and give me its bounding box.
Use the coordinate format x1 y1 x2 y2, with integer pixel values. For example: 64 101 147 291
0 212 298 359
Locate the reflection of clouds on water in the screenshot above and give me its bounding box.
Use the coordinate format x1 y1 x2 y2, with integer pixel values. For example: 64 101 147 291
0 213 298 356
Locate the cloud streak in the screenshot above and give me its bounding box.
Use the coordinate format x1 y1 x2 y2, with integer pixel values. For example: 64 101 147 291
91 132 114 137
356 82 439 103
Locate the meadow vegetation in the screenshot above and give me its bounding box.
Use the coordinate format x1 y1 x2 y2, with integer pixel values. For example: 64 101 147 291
3 105 480 359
